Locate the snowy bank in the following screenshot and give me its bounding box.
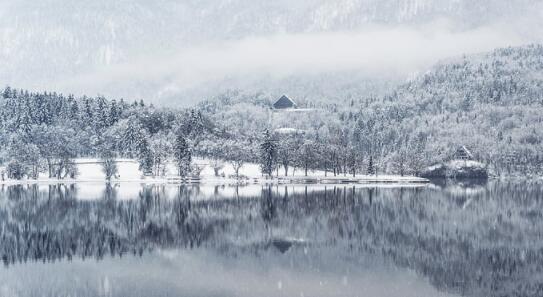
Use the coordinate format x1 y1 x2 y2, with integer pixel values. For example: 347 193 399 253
420 160 488 179
0 158 429 185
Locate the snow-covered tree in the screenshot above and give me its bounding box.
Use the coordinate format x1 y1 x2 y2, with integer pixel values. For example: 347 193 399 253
173 134 191 178
297 140 316 177
150 133 173 176
101 158 118 181
137 138 154 176
259 130 277 177
367 156 375 175
210 159 224 177
277 135 297 176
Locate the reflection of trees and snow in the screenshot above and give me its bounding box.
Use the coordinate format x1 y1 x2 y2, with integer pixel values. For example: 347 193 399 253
0 181 542 296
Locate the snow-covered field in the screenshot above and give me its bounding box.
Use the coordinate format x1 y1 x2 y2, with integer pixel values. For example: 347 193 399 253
0 158 428 185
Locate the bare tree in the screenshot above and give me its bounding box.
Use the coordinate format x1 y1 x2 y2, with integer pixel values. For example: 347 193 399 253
210 159 224 176
230 159 245 179
101 158 118 181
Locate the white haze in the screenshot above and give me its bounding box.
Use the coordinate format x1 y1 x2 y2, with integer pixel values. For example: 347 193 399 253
1 0 543 105
57 19 534 103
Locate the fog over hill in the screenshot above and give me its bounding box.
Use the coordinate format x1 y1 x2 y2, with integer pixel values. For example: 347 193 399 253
1 0 542 105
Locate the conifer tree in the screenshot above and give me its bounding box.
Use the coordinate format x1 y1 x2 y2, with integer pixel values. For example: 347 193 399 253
173 134 191 178
367 156 375 175
137 138 154 176
259 129 277 177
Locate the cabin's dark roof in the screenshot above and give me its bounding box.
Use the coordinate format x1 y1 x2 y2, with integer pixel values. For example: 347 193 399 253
454 145 474 160
273 95 296 109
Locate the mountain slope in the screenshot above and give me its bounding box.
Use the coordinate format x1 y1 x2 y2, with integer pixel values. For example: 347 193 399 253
364 44 543 172
390 45 543 109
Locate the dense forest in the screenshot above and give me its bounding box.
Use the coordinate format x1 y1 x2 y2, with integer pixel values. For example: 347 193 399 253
0 87 215 179
1 44 543 179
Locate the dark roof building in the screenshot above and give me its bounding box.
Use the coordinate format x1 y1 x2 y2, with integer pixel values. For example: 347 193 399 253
273 95 297 109
453 146 474 160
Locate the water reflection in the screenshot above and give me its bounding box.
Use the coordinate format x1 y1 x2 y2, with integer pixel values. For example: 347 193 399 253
1 181 543 297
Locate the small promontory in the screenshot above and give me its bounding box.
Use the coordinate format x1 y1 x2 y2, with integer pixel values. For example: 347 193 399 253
420 160 489 179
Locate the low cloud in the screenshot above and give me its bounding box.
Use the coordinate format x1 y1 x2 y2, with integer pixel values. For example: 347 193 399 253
57 18 537 102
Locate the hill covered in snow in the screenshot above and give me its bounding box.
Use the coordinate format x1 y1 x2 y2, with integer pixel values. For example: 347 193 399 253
201 45 543 176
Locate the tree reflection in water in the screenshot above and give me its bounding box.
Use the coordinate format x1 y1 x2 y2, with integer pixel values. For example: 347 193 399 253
1 181 543 297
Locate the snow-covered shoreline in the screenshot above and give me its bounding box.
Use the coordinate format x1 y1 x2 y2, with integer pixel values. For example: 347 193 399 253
0 158 429 186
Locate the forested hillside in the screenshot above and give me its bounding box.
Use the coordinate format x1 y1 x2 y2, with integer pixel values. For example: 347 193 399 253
199 45 543 176
383 44 543 173
1 44 543 179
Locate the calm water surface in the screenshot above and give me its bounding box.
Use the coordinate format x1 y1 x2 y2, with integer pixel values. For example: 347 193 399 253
0 181 542 297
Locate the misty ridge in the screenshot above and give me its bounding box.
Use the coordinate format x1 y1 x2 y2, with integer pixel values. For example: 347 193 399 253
1 0 542 105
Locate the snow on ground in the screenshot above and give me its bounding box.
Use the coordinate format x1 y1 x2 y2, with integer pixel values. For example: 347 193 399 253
273 128 305 134
76 158 141 181
0 158 427 185
447 160 486 170
274 108 318 113
0 158 428 200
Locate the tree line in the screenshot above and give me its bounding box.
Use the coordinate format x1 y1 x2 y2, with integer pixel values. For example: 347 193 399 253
0 87 209 180
0 86 396 180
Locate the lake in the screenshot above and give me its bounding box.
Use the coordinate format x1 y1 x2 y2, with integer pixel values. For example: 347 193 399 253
0 180 542 297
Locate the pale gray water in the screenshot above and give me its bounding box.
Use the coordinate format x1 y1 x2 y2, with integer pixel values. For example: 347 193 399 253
0 180 542 297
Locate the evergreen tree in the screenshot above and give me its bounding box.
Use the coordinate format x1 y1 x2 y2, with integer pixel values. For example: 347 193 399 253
83 97 93 122
109 99 120 125
259 129 277 177
2 86 12 98
94 96 108 130
367 156 375 175
173 134 191 177
113 116 148 158
69 96 80 120
137 138 154 176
